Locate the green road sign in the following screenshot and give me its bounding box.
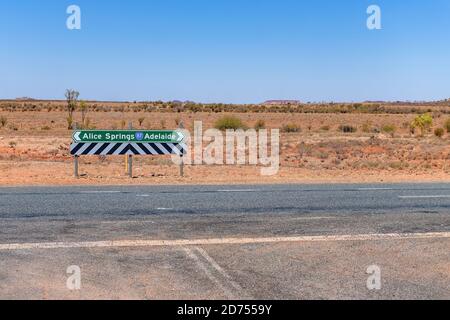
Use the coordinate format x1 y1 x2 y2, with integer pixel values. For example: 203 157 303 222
72 130 185 143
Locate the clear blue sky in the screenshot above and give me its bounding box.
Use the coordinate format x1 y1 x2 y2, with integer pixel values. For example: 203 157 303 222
1 0 450 103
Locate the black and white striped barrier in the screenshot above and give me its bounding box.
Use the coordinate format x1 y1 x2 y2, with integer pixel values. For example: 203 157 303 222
70 142 187 156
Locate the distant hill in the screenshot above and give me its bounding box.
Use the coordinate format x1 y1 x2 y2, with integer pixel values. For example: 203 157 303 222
263 100 302 105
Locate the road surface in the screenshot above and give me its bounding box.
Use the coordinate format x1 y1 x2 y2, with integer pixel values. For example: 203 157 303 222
0 183 449 299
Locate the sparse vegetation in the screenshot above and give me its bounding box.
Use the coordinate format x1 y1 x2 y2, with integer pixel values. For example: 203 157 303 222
65 89 79 129
444 118 450 133
411 113 433 136
79 101 89 128
0 116 7 128
434 128 444 138
138 117 145 127
254 120 266 130
214 116 247 131
281 123 301 133
381 124 396 136
339 125 357 133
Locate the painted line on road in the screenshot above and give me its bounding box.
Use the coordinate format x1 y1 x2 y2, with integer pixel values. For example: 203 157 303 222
183 247 236 299
194 247 252 299
357 188 394 191
398 195 450 199
216 189 260 193
1 232 449 251
80 191 122 194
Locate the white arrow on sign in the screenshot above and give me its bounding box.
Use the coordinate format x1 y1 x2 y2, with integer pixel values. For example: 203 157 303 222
175 131 185 143
72 131 81 142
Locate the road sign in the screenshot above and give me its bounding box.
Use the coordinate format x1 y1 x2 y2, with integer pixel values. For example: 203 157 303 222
72 130 185 143
70 142 188 156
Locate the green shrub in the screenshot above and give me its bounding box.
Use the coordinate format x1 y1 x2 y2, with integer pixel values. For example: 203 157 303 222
434 128 445 138
381 124 396 134
411 113 433 136
214 116 247 130
339 125 357 133
281 123 301 133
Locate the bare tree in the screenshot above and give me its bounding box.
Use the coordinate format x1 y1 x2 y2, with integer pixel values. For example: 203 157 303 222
65 89 79 129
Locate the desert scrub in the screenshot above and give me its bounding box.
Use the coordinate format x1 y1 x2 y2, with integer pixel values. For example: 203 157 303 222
381 124 396 136
361 121 372 133
281 123 301 133
138 117 145 127
214 116 247 131
411 113 433 136
338 125 357 133
0 116 7 128
434 128 445 138
254 120 266 130
445 118 450 133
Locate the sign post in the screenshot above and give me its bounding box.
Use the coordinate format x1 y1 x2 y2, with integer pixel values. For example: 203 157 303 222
70 128 187 178
128 122 133 178
178 122 185 177
73 123 79 178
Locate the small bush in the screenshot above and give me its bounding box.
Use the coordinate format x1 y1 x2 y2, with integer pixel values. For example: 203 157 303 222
411 113 433 136
254 120 266 130
215 116 247 131
444 119 450 133
339 125 357 133
281 123 301 133
0 116 7 128
381 124 396 135
434 128 445 138
66 116 73 130
41 126 51 131
320 125 330 131
362 122 372 133
138 117 145 127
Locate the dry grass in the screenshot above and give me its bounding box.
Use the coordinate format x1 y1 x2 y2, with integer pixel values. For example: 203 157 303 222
1 102 450 185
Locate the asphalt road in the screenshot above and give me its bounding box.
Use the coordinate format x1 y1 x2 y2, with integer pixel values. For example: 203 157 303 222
0 183 449 299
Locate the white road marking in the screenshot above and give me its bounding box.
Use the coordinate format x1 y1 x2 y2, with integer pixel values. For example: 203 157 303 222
80 191 122 194
216 189 259 193
1 232 449 251
357 188 394 191
183 247 235 299
136 194 150 197
398 195 450 199
194 247 252 299
156 208 173 211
